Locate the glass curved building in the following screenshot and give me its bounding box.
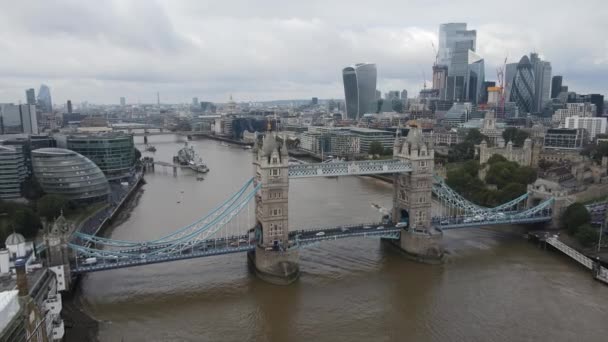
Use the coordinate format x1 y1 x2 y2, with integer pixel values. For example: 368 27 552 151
32 148 109 201
65 133 135 180
510 55 535 114
342 63 377 120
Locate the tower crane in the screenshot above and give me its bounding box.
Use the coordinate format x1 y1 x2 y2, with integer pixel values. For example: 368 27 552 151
497 56 508 117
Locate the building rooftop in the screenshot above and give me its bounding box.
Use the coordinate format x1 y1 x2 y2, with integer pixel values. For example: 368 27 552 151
348 127 394 134
31 148 75 156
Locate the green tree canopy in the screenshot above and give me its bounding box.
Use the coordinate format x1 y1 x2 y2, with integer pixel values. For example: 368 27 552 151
486 154 508 165
502 127 530 147
37 194 68 221
447 157 534 206
574 224 599 247
21 176 44 200
369 141 384 156
561 203 590 234
448 141 475 162
464 129 488 144
13 208 42 239
581 142 608 163
497 182 527 203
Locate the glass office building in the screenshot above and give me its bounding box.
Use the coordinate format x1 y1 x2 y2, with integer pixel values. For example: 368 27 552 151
342 63 377 120
65 133 135 180
0 104 38 134
438 23 476 67
37 84 53 113
32 148 110 201
0 145 27 199
543 128 588 150
510 55 535 114
438 23 484 104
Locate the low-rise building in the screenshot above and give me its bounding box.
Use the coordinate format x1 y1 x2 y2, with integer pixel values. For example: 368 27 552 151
564 116 607 140
543 128 588 150
552 102 595 126
0 232 65 341
61 132 135 180
443 102 472 127
348 127 394 154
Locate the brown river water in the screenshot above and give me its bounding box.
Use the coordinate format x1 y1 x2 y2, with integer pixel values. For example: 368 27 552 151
78 134 608 342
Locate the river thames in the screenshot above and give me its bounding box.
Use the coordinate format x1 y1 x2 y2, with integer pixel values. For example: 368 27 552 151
79 134 608 342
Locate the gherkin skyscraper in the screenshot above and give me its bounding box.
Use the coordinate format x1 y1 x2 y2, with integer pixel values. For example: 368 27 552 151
509 56 535 114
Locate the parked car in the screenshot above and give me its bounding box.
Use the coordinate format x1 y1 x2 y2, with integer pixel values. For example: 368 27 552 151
316 231 326 236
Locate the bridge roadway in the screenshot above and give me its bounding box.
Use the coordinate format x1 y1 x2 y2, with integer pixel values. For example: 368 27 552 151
433 215 553 229
72 213 555 273
72 223 399 273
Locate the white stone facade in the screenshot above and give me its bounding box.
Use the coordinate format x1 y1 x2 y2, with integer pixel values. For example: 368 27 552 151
564 116 607 140
478 138 532 166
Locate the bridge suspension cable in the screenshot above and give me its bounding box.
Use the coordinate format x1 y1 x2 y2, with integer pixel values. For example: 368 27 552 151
73 178 256 248
69 182 261 260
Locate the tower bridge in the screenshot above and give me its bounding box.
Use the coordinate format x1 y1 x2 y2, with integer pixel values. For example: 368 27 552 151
65 127 564 285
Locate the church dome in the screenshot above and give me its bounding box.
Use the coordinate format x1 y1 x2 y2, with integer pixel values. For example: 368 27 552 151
5 232 25 246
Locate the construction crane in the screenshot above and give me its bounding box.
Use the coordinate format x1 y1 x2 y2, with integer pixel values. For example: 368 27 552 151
431 41 439 66
497 56 508 117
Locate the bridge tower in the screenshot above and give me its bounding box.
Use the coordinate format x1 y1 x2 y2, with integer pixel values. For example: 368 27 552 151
391 127 443 262
527 178 574 229
44 213 72 291
248 133 299 284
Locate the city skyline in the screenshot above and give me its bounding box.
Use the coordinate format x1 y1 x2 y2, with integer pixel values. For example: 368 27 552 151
0 0 606 105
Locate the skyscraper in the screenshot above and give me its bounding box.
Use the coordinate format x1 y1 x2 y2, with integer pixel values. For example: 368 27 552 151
0 104 38 134
37 84 52 113
551 76 562 99
342 63 377 120
192 97 199 107
432 65 447 98
437 23 476 67
437 23 483 103
530 53 552 113
120 97 126 106
509 55 535 114
25 89 36 106
67 100 73 114
504 63 518 102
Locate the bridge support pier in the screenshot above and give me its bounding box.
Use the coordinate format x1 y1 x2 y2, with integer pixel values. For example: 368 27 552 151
247 247 299 285
392 229 443 263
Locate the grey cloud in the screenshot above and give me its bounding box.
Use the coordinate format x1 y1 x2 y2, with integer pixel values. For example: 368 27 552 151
0 0 606 104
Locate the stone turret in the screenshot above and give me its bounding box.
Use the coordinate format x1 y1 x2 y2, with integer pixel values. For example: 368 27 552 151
44 213 71 291
249 132 299 285
391 127 443 263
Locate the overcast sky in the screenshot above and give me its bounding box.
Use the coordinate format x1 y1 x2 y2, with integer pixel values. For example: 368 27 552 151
0 0 606 105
